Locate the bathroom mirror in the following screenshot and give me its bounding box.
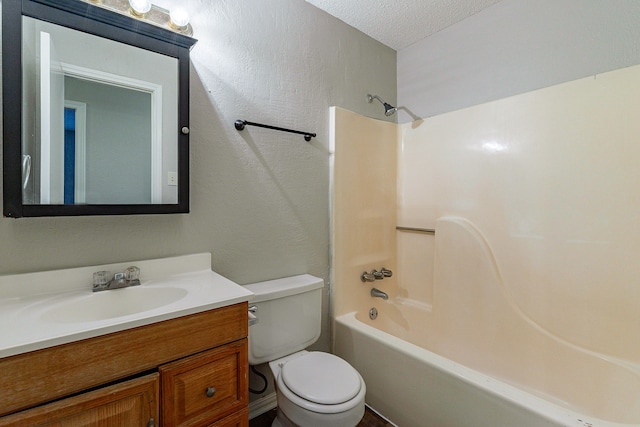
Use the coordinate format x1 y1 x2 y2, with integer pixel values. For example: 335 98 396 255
2 0 197 217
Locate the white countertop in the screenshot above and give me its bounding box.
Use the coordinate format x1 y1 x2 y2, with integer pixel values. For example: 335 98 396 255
0 253 253 358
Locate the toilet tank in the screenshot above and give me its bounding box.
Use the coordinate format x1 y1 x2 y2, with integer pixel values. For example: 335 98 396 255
244 274 324 365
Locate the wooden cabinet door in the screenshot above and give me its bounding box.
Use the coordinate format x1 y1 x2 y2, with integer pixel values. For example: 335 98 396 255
160 339 248 427
0 373 159 427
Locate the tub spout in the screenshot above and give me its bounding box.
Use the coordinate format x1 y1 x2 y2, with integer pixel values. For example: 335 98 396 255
370 288 388 300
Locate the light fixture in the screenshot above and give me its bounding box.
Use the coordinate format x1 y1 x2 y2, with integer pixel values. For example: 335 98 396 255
169 7 190 31
81 0 193 36
128 0 151 17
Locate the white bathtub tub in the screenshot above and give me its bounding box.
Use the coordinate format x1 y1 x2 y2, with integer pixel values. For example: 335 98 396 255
335 310 638 427
333 219 640 427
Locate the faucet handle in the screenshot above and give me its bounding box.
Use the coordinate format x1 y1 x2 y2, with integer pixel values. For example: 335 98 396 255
361 272 375 282
371 270 384 280
380 268 393 278
92 271 111 290
124 266 140 281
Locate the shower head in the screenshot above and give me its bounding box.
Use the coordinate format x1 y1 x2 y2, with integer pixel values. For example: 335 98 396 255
367 94 397 116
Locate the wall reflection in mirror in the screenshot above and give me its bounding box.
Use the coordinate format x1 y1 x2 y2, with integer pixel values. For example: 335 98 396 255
21 16 179 206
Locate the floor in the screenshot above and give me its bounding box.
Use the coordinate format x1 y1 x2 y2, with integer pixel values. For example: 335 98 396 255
249 407 394 427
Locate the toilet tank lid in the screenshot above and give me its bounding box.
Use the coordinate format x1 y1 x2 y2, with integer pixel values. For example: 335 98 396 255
244 274 324 303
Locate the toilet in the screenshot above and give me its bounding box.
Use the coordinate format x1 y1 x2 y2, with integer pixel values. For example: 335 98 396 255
245 274 366 427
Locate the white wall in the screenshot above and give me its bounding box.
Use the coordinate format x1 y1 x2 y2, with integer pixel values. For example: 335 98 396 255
397 0 640 123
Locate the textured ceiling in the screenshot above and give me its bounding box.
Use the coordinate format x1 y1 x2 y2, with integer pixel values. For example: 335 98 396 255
304 0 503 50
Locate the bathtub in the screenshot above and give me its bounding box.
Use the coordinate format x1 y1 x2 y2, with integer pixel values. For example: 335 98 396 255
333 219 640 427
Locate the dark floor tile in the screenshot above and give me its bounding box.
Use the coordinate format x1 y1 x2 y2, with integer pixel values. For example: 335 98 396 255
249 406 393 427
249 408 277 427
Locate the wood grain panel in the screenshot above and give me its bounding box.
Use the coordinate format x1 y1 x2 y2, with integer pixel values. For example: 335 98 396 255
0 373 158 426
160 339 248 427
210 407 249 427
0 302 247 417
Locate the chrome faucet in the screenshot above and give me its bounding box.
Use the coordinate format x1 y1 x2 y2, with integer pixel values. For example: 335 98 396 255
92 266 141 292
370 288 389 300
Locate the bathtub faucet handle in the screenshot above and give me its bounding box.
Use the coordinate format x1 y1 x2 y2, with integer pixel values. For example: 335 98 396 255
380 268 393 278
361 272 375 282
371 270 384 280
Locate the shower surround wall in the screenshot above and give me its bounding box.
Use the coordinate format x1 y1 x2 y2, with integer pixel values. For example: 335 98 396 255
331 63 640 425
398 64 640 363
330 107 397 318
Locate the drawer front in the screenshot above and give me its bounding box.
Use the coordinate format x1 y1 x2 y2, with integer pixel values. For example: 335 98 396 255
161 339 248 427
209 408 248 427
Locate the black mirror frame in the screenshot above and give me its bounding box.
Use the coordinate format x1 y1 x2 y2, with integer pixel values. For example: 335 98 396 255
2 0 197 217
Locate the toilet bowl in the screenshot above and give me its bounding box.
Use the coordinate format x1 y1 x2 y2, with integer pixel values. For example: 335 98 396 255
245 275 366 427
269 351 366 427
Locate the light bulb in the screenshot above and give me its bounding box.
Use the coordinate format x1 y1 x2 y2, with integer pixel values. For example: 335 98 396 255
129 0 151 17
169 7 190 30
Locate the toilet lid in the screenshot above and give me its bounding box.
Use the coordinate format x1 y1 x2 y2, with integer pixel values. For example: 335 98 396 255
280 352 361 405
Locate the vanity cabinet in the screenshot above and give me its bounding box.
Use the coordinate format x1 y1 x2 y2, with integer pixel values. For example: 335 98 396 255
0 303 249 427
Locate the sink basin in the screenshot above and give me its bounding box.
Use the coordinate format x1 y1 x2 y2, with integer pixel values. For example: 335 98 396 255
40 286 188 323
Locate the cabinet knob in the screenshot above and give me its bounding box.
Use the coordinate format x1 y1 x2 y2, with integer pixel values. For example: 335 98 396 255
206 387 216 398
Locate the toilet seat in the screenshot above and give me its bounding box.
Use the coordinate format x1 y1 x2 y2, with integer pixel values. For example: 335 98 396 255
281 352 362 405
276 352 366 414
